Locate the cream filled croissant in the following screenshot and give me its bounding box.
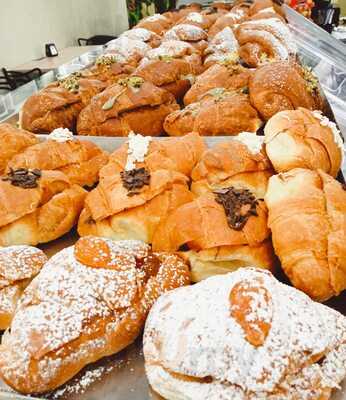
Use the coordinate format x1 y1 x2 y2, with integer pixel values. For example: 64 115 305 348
0 246 47 330
264 108 344 177
191 133 273 198
265 168 346 301
0 236 190 394
7 128 109 187
78 134 195 243
0 169 86 247
0 123 38 175
144 268 346 400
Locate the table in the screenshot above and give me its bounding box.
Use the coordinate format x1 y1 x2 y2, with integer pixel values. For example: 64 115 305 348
11 46 102 73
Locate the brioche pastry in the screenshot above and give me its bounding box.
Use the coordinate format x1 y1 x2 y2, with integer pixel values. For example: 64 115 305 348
20 74 106 134
0 246 47 330
7 128 109 187
265 168 346 301
0 236 190 394
184 60 252 105
144 268 346 400
164 89 262 136
136 14 172 35
235 18 296 67
249 61 323 120
135 58 201 101
203 27 239 68
106 37 151 65
0 123 38 175
191 133 273 198
143 40 202 66
101 132 206 179
264 108 343 177
0 169 86 246
78 133 195 242
85 54 135 85
77 77 179 137
120 28 161 48
208 7 248 37
163 24 208 53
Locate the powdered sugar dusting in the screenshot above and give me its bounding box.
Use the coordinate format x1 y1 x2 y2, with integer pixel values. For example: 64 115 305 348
145 40 195 60
106 37 150 61
121 28 155 43
164 24 206 42
144 268 346 399
48 128 74 143
125 132 152 170
186 12 204 24
236 132 264 155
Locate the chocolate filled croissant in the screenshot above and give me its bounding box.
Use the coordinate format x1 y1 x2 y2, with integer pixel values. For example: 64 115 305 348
264 108 344 177
20 74 106 134
0 123 38 174
165 89 262 136
249 61 323 120
0 169 86 247
77 77 179 137
135 58 201 102
265 168 346 301
144 268 346 400
0 246 47 330
7 129 109 187
191 133 273 198
0 236 190 394
184 62 252 105
235 18 296 67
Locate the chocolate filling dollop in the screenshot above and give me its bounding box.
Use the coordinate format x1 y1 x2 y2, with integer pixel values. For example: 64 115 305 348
121 167 150 196
214 186 259 230
2 168 42 189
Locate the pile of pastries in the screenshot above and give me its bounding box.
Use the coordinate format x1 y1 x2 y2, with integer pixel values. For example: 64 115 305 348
0 1 346 399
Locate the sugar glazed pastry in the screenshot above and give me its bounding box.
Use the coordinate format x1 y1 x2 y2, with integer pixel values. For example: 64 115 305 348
135 58 201 102
0 236 191 393
20 73 106 134
265 168 346 301
0 169 86 246
152 173 275 281
164 89 262 136
0 123 38 174
78 133 199 243
0 246 47 330
144 268 346 400
191 133 273 198
7 128 109 187
77 77 179 137
249 61 323 120
264 108 344 177
184 62 252 105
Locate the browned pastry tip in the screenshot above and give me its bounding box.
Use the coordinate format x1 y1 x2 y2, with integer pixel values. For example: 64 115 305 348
136 14 172 35
0 123 38 174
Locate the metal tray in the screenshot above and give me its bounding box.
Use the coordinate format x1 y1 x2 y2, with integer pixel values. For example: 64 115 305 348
0 135 345 400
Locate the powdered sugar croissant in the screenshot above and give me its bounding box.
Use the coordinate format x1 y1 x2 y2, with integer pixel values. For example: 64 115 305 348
144 268 346 400
0 236 190 394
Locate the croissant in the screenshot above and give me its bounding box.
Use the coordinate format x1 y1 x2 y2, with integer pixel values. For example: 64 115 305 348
164 89 262 136
0 169 86 246
248 0 284 17
7 131 109 187
236 18 296 67
163 24 208 54
144 268 346 400
176 12 214 30
249 61 323 120
20 74 106 134
136 14 172 35
84 54 135 85
0 123 38 174
208 6 248 37
184 62 252 105
0 236 190 394
135 58 201 102
265 168 346 301
0 246 47 330
77 77 179 137
120 28 161 48
264 108 344 177
106 37 151 66
191 133 273 198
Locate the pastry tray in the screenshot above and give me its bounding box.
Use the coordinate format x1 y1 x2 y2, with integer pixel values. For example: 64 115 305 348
0 135 345 400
